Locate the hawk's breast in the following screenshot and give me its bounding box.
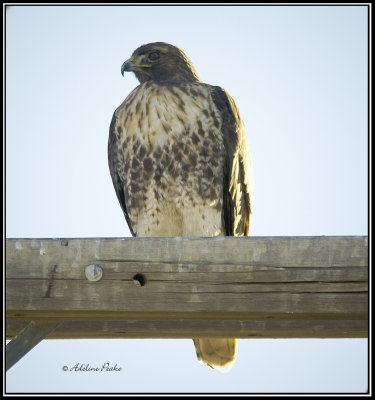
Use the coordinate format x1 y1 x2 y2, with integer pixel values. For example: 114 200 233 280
114 82 226 236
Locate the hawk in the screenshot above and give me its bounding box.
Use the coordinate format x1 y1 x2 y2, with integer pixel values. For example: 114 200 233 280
108 42 253 372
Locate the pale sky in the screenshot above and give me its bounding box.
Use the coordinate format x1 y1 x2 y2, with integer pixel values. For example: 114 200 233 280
5 4 368 393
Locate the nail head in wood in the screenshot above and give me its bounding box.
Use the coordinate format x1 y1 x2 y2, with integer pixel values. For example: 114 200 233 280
85 264 103 282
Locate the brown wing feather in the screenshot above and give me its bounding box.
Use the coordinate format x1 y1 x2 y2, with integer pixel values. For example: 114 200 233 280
210 86 253 236
108 112 135 236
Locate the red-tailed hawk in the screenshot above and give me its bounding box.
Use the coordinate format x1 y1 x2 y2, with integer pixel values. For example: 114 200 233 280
108 42 253 372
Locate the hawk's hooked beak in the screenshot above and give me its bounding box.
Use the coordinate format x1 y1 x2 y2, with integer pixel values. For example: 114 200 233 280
121 57 134 76
121 56 152 76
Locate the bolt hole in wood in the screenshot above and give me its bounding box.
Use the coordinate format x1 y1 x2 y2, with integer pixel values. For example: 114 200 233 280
133 273 146 287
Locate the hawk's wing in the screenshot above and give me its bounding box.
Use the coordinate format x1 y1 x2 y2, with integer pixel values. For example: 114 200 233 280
210 86 253 236
108 112 135 236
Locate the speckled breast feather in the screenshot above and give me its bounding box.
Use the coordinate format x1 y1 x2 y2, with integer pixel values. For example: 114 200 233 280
112 82 227 236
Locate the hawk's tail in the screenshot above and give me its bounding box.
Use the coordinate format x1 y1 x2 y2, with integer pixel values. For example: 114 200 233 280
193 338 237 372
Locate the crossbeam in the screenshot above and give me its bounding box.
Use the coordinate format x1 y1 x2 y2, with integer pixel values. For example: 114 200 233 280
5 236 368 369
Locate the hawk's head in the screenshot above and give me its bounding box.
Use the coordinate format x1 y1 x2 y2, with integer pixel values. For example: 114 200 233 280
121 42 201 84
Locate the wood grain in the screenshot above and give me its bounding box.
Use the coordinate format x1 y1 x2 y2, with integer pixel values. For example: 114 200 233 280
6 236 368 338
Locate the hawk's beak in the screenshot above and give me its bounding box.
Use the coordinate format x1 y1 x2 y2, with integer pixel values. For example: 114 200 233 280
121 56 152 77
121 57 134 76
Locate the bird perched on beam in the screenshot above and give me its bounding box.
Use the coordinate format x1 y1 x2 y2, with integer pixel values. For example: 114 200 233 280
108 42 254 372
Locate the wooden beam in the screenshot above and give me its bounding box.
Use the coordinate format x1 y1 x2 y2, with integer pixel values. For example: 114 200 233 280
6 318 367 339
6 236 368 339
6 320 61 371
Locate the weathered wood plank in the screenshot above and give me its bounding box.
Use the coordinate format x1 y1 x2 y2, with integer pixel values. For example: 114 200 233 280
6 320 61 371
6 237 368 339
6 281 367 315
6 236 368 273
6 318 368 339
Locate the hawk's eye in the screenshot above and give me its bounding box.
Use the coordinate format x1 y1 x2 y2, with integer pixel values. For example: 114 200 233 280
148 52 160 61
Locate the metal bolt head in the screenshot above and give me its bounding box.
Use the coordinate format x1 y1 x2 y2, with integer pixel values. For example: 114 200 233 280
85 264 103 282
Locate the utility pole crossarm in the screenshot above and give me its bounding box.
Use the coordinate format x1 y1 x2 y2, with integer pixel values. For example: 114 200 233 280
6 236 368 370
